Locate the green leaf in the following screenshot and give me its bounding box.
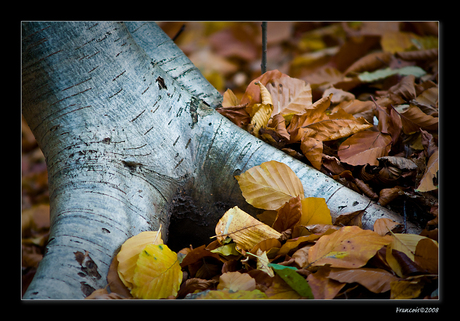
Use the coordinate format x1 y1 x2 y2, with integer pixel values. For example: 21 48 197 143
358 66 426 82
268 263 314 298
211 243 240 256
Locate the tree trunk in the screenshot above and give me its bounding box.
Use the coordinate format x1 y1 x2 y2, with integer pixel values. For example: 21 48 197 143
22 21 421 299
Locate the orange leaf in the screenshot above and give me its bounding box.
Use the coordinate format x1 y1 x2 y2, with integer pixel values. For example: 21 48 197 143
307 226 392 268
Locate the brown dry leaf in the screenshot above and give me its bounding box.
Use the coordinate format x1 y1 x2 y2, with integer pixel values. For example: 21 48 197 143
338 130 392 166
387 75 417 104
85 288 128 299
292 245 312 269
240 69 288 107
414 238 438 274
235 160 305 211
399 104 438 133
266 76 313 118
378 186 404 207
323 86 355 104
218 271 256 292
415 150 438 192
300 135 323 170
344 52 393 76
373 218 402 236
333 209 365 228
214 206 282 250
307 226 392 268
307 266 346 299
260 114 290 149
328 267 398 293
272 196 302 232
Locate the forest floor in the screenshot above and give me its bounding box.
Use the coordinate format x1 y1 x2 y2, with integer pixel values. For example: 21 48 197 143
22 21 438 299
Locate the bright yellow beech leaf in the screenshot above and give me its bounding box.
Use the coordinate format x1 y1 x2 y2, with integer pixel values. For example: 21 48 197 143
299 197 332 226
307 226 392 268
235 160 305 211
131 243 183 299
117 229 163 289
214 206 281 250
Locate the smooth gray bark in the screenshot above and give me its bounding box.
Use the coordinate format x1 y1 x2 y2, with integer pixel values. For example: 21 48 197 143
22 21 421 299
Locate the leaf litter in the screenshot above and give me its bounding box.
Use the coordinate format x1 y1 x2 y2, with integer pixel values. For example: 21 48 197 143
22 22 438 300
83 22 440 299
93 159 437 299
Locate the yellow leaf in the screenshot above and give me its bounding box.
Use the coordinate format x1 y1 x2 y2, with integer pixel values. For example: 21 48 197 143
307 226 392 268
249 103 273 137
131 244 183 299
214 206 282 250
385 233 437 277
256 249 275 277
217 271 256 292
299 197 332 226
255 81 273 105
235 160 305 210
117 229 163 289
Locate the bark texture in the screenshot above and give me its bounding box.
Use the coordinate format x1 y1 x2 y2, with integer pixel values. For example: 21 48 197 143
22 21 421 299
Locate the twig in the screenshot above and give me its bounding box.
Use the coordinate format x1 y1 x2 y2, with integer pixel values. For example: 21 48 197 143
172 24 185 42
261 22 267 74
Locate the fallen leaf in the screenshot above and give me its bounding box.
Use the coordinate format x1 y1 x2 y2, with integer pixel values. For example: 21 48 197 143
214 206 282 250
131 243 183 299
373 218 403 236
218 271 256 292
415 150 438 192
399 104 438 133
211 243 240 256
298 197 332 226
378 186 404 207
308 226 392 268
358 66 426 83
240 69 288 107
265 275 302 299
177 278 218 298
338 130 392 166
235 160 305 210
255 249 275 277
327 268 398 293
190 289 267 299
414 238 438 274
268 263 314 298
386 233 437 277
278 234 321 257
272 195 302 232
117 230 163 290
307 266 345 299
344 51 393 76
390 279 424 299
266 76 313 119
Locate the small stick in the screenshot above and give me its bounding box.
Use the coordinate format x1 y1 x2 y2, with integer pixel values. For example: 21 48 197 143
172 24 185 42
261 22 267 74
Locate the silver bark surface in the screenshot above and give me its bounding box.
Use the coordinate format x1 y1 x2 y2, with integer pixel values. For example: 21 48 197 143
22 21 421 299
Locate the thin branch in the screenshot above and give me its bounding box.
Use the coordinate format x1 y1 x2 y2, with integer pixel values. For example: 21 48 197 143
261 22 267 74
